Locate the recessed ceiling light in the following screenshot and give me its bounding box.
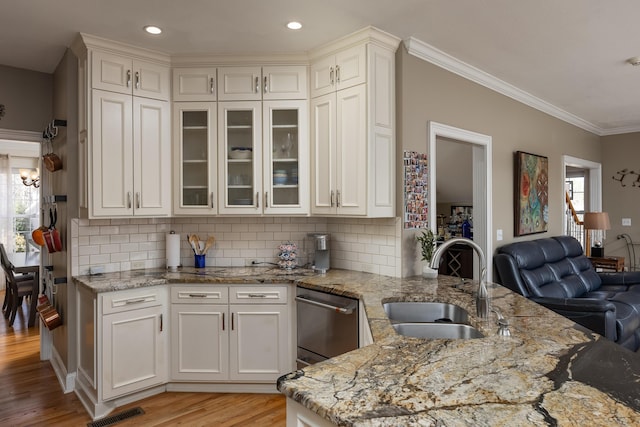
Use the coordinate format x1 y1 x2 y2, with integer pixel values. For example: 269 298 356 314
144 25 162 35
287 21 302 30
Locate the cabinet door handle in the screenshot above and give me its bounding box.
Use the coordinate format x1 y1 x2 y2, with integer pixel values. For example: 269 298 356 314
210 192 215 208
126 70 131 87
210 77 215 95
231 312 235 330
255 76 259 93
222 312 225 331
329 66 334 85
263 76 268 93
336 65 340 83
125 298 146 305
265 192 269 208
127 192 132 209
136 192 140 209
255 192 260 208
337 190 341 207
330 190 335 207
247 293 267 298
135 71 140 89
160 313 163 332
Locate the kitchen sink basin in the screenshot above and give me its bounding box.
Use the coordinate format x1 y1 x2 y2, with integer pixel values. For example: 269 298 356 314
383 301 470 324
392 323 484 339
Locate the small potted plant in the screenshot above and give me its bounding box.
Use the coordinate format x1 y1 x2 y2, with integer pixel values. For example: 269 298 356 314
416 229 438 278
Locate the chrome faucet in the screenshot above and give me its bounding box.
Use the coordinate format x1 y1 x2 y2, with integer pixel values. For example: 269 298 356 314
429 237 490 319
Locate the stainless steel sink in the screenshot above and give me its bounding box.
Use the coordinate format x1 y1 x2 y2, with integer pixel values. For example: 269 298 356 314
383 302 470 324
392 323 484 339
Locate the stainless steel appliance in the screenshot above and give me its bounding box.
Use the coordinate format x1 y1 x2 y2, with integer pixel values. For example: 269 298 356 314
296 287 358 367
309 233 330 273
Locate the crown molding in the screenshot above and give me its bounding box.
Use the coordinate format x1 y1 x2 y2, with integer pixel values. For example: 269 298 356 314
599 125 640 136
404 37 605 136
0 129 42 142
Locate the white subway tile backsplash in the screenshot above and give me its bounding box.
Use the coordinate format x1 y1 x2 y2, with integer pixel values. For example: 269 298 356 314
73 216 402 277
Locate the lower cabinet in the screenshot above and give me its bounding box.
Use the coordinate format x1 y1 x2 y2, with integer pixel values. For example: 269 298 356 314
76 286 169 419
170 284 292 383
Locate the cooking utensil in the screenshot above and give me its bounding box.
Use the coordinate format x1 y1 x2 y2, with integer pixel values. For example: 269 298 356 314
202 235 215 254
188 234 200 255
43 207 62 253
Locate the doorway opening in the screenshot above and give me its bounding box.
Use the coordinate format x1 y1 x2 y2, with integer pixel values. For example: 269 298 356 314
428 122 493 281
562 155 602 248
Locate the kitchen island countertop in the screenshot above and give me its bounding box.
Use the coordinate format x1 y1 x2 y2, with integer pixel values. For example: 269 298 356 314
73 267 640 426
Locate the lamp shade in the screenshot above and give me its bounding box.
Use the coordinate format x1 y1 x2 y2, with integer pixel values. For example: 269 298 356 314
583 212 611 230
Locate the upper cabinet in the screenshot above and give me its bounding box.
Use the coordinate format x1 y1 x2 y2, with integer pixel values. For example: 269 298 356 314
92 50 170 101
172 67 217 102
218 66 307 101
73 34 172 218
310 27 400 217
310 45 366 98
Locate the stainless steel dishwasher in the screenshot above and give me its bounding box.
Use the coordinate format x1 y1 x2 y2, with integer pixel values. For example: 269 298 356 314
296 286 359 368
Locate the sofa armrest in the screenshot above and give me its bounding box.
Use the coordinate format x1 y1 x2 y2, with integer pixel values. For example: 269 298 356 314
598 271 640 287
529 297 617 341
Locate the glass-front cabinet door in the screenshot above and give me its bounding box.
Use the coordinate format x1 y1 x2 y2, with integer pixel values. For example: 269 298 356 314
263 100 308 215
173 102 217 215
218 101 262 214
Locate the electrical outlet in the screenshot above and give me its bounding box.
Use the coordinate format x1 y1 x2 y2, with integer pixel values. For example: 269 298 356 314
622 218 632 226
496 229 503 241
246 259 258 266
132 261 145 270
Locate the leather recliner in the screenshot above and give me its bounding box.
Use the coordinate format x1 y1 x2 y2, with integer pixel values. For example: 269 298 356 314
494 235 640 351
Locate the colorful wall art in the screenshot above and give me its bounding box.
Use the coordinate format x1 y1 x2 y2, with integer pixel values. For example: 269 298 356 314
515 151 549 236
403 151 429 229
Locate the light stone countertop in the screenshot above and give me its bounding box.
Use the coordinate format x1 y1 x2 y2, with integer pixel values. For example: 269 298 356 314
72 267 640 426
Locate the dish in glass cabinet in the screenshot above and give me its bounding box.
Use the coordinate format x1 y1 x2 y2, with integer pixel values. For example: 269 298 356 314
229 147 252 159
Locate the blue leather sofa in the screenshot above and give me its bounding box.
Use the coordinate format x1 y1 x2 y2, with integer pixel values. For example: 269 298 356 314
494 235 640 351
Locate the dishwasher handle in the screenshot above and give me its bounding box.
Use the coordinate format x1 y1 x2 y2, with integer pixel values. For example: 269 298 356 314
295 295 355 315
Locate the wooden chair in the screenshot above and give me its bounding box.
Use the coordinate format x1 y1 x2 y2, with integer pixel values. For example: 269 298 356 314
0 244 36 327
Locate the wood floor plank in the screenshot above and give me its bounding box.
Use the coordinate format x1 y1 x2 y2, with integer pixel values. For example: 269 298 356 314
0 291 286 426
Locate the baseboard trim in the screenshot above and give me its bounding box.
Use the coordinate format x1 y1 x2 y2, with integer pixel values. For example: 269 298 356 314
50 346 76 394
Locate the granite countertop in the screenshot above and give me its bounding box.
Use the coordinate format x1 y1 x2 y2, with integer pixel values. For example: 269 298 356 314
72 268 640 426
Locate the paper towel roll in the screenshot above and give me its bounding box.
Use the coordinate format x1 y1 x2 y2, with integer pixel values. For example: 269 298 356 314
166 232 181 270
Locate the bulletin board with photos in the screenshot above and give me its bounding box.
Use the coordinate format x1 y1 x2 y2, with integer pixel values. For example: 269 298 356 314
403 150 428 229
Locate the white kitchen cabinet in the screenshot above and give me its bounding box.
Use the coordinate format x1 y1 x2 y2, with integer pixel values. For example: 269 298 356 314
311 85 367 216
218 101 263 213
92 50 170 100
172 67 217 101
173 102 218 215
75 286 168 418
74 35 172 218
218 66 307 101
170 285 292 383
310 29 398 217
218 100 309 215
91 89 171 217
310 44 366 98
170 286 229 381
286 398 336 427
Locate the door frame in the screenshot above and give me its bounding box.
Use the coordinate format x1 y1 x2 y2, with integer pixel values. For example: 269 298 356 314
428 121 493 282
562 155 602 229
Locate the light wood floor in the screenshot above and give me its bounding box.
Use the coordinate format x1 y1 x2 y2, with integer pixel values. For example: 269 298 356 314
0 292 286 426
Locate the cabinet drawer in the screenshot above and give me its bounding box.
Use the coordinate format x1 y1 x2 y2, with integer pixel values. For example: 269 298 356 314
102 287 165 315
229 286 288 304
171 286 229 304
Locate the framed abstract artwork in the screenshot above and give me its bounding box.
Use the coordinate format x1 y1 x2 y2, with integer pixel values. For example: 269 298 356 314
515 151 548 236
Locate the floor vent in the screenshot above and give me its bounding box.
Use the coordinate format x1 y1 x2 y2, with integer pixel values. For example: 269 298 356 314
87 407 145 427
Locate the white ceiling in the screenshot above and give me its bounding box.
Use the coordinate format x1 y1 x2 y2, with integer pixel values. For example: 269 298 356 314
3 0 640 135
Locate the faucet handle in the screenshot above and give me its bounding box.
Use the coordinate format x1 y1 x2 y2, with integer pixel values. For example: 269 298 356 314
492 307 511 337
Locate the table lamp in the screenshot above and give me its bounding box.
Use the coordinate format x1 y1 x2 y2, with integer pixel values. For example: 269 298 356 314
583 212 610 257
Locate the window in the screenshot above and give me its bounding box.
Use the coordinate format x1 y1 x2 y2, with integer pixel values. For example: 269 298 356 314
11 169 40 253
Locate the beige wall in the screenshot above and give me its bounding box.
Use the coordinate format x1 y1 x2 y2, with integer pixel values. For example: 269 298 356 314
601 132 640 268
0 64 52 132
396 46 602 276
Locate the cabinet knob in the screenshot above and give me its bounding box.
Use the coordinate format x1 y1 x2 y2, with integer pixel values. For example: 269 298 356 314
263 76 268 94
126 70 131 88
336 65 341 83
210 77 215 95
329 67 334 85
255 76 259 93
135 71 140 89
